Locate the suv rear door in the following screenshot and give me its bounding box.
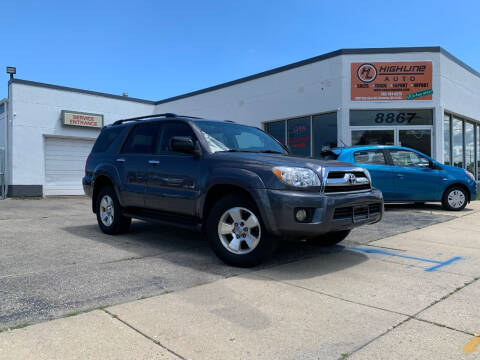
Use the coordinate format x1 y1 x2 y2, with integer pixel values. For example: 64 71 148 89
144 121 202 216
116 122 160 208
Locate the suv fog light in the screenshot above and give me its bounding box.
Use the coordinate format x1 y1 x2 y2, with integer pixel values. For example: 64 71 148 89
295 209 307 222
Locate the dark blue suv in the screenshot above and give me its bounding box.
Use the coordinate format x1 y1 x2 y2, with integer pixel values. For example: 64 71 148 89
83 114 383 267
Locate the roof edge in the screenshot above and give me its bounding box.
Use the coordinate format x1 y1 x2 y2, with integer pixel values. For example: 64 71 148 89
155 46 480 105
8 47 479 108
8 79 156 105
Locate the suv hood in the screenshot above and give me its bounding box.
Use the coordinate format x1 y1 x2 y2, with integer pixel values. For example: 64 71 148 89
212 152 359 171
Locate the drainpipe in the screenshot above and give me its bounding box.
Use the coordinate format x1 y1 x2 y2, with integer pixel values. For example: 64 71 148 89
0 98 7 199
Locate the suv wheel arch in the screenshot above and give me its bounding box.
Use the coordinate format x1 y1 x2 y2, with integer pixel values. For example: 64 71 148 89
92 175 116 213
202 184 260 231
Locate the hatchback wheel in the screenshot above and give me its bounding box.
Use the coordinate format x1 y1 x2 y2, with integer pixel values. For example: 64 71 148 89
442 186 467 211
207 194 277 267
96 186 131 234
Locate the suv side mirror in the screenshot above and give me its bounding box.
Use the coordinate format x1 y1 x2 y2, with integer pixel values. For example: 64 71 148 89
170 136 196 154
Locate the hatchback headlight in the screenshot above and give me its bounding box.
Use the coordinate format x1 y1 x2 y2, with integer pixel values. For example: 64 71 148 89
272 166 321 188
464 169 475 181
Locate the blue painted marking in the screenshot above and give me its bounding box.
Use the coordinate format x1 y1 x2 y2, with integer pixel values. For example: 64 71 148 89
345 246 462 272
424 256 463 272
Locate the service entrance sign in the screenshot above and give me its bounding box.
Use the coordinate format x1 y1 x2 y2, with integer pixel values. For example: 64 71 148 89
61 110 103 128
351 61 433 101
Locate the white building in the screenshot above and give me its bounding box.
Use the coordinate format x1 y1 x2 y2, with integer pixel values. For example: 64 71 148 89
1 46 479 197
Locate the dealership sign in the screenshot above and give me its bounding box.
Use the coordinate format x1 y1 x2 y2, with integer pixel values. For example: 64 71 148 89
351 61 433 101
61 110 103 128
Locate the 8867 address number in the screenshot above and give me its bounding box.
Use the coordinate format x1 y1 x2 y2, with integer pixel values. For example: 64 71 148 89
374 112 417 124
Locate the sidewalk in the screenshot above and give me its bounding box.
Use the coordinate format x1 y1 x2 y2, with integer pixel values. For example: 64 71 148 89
1 202 479 359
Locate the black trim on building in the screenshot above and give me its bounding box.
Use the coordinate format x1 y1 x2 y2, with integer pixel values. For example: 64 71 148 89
9 47 480 107
8 185 43 197
8 79 156 104
155 47 480 105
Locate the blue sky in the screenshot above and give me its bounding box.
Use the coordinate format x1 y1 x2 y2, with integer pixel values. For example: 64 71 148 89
1 0 479 100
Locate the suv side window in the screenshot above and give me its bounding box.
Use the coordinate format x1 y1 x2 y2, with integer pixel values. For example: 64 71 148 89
92 127 124 153
155 122 196 155
354 149 386 165
389 149 430 167
121 122 159 154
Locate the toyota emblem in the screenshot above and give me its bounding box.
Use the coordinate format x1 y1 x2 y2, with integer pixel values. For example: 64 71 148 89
344 173 357 184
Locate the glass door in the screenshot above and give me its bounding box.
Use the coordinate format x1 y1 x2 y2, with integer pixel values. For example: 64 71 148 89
398 129 432 156
351 129 395 146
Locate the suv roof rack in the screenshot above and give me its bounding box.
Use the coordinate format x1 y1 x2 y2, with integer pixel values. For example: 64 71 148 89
112 113 203 126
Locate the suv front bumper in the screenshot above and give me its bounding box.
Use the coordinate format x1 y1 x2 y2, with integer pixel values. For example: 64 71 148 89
257 188 383 239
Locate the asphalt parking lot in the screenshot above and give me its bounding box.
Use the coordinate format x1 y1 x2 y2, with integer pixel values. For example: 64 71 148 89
0 197 461 328
1 197 480 359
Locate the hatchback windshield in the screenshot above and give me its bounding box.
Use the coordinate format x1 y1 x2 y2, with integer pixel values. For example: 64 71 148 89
195 121 287 154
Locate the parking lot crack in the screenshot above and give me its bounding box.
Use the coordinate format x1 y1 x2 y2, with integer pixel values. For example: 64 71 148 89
103 309 187 360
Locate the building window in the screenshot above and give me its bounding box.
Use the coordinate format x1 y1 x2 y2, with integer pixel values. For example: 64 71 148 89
477 125 480 180
452 117 464 168
264 120 286 145
465 122 475 175
287 117 311 156
444 114 451 165
312 113 337 158
264 112 338 158
445 113 480 180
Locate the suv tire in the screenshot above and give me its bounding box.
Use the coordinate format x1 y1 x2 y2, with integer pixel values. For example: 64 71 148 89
307 230 351 246
96 186 131 234
207 194 277 267
442 186 468 211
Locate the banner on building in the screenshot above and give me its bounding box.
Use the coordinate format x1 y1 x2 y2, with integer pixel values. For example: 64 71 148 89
62 110 104 128
351 61 433 101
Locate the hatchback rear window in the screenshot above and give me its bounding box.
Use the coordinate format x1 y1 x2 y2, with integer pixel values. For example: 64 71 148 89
92 127 124 153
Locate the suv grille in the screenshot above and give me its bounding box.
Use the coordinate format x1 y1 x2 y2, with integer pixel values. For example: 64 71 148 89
333 203 382 220
324 170 371 193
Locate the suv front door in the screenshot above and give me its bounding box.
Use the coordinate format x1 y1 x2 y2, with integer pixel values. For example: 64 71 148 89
144 121 202 216
116 122 160 208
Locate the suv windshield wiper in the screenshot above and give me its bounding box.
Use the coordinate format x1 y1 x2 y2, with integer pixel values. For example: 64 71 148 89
256 150 284 154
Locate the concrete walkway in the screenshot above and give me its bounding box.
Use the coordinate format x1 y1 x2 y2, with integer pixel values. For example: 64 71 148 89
1 203 479 359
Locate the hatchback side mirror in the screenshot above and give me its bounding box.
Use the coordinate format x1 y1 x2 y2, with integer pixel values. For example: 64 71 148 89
170 136 196 154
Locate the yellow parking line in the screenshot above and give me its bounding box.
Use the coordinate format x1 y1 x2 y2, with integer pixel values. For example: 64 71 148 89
464 335 480 354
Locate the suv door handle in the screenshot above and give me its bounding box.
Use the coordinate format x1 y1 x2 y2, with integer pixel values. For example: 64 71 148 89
116 158 126 163
148 160 160 165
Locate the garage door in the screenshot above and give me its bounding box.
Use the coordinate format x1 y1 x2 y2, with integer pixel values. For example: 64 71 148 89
44 137 95 196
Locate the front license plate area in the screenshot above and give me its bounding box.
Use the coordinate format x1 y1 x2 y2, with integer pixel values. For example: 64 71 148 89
353 206 369 223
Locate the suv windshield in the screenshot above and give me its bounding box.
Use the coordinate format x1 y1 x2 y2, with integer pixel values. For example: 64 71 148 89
195 121 287 154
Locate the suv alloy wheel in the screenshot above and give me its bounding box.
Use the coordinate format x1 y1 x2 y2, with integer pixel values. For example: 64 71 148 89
207 194 277 267
96 186 132 234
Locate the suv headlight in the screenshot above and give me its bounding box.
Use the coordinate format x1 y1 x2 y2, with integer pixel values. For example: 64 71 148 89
272 166 321 188
464 169 475 181
363 168 372 183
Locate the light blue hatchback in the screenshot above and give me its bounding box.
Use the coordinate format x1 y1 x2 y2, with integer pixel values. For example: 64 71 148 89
326 145 478 211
